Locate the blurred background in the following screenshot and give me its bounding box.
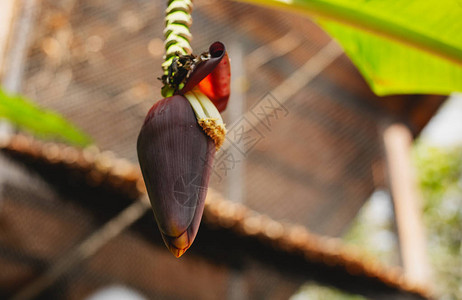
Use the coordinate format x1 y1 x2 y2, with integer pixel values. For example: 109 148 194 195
0 0 460 299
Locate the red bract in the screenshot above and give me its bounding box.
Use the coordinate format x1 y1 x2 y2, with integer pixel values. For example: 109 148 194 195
180 42 230 112
198 51 230 112
137 42 229 257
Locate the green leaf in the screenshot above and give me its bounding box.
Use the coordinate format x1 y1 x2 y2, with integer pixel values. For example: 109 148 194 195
236 0 462 96
0 89 92 147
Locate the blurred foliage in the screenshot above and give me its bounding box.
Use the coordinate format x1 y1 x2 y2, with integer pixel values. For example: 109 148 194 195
292 192 398 300
341 144 462 299
238 0 462 96
0 88 92 147
291 282 367 300
413 142 462 300
331 141 462 300
343 190 399 267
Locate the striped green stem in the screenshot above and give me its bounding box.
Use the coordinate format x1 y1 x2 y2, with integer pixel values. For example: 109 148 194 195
162 0 194 72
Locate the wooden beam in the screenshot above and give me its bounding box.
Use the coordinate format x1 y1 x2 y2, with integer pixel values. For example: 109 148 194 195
1 0 38 93
0 0 19 79
383 123 431 287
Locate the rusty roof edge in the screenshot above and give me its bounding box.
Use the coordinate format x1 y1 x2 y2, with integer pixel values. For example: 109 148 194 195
0 133 432 299
203 189 431 298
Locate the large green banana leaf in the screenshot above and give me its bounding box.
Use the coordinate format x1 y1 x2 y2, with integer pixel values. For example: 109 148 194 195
237 0 462 96
0 89 91 147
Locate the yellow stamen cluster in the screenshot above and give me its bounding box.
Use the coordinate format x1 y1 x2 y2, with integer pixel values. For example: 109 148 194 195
198 118 226 150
